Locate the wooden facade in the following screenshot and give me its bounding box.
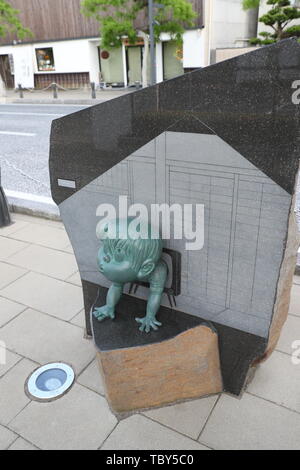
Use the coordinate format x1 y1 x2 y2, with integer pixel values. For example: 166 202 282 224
0 0 204 44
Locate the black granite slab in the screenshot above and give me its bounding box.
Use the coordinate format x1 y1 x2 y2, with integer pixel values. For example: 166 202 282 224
50 40 297 398
50 39 300 204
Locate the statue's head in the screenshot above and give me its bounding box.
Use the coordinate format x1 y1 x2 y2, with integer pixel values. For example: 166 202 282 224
96 218 163 284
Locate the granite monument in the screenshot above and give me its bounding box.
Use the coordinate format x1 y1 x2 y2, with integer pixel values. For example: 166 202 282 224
49 39 300 412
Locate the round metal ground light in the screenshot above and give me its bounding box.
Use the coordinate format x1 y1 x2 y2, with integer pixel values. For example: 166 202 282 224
25 363 75 402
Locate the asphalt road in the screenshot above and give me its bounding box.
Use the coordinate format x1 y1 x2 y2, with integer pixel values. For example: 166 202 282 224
0 104 89 198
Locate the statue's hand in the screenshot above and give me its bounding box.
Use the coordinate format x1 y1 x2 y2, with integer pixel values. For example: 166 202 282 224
93 305 115 322
135 315 162 333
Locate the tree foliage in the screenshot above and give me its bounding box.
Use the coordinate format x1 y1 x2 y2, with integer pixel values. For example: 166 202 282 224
0 0 32 39
81 0 197 49
245 0 300 45
242 0 261 10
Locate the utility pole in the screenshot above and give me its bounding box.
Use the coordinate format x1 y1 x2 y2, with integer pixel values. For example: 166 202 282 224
149 0 156 86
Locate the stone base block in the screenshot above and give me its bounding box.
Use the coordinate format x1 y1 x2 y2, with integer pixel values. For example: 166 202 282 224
95 324 222 413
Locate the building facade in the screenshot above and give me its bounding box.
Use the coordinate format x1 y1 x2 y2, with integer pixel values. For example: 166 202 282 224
0 0 260 89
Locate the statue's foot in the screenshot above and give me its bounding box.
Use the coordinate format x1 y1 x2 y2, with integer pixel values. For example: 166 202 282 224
93 306 115 322
135 316 162 333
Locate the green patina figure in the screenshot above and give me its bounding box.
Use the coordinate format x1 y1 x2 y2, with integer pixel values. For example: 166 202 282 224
93 218 168 333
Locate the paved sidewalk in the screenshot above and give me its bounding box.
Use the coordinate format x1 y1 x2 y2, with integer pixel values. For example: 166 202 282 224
0 213 300 450
1 88 133 105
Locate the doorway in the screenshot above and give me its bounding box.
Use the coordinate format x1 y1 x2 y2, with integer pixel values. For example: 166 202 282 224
126 46 142 85
163 41 184 81
0 55 14 88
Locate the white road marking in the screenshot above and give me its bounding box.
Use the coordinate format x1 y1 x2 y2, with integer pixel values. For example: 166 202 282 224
0 131 36 136
0 103 89 108
0 112 63 117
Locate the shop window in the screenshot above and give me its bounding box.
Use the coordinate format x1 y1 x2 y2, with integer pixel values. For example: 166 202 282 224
36 48 55 72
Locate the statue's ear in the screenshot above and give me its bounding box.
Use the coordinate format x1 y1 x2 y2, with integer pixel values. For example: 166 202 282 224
137 260 155 280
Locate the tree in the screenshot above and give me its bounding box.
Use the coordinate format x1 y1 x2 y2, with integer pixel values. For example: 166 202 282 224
242 0 261 8
0 0 32 39
244 0 300 45
81 0 197 87
0 0 32 95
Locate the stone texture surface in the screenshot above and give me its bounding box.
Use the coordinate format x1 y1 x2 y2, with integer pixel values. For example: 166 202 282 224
248 351 300 413
97 325 222 412
0 237 27 261
0 425 17 450
200 393 300 450
0 271 83 321
9 223 70 250
143 395 218 439
289 284 300 316
77 359 105 395
262 194 299 360
0 358 37 425
0 219 29 236
9 384 117 450
8 437 38 450
101 415 209 450
276 314 300 355
0 262 27 290
7 244 78 281
0 346 21 378
0 309 95 375
0 296 26 327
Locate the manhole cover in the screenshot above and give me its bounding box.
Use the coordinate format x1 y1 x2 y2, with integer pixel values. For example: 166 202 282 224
26 363 75 401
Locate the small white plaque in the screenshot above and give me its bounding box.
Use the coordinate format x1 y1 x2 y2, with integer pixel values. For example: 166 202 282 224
57 179 76 189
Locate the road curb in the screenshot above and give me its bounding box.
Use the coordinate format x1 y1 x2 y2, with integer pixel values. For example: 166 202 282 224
11 99 104 105
5 189 61 221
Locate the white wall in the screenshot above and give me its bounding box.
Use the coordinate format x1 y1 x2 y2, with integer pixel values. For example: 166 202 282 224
183 29 206 68
33 39 92 74
0 44 35 88
0 37 101 88
88 39 101 84
211 0 250 49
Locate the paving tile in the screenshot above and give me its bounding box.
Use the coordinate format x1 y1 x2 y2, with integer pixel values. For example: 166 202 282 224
0 309 95 375
276 315 300 355
0 220 29 236
9 224 70 250
143 396 218 440
200 393 300 450
289 285 300 317
247 351 300 413
8 437 38 450
0 237 27 261
0 424 17 450
62 244 74 254
0 345 21 378
1 272 83 321
0 297 26 327
12 213 64 230
7 245 78 281
70 310 86 329
0 358 36 425
101 415 208 450
66 271 82 286
293 275 300 286
77 360 104 395
10 384 117 450
0 262 27 290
